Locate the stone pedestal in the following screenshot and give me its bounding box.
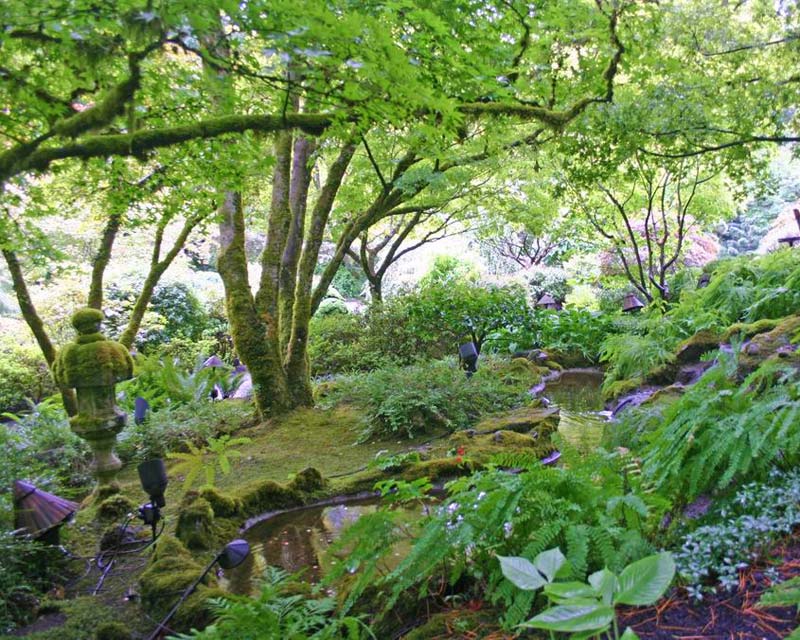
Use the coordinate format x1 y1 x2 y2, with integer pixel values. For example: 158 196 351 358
53 308 134 487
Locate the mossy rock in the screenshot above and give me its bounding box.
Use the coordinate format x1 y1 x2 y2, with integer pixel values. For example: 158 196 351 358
175 496 216 550
97 494 137 521
474 405 559 436
400 610 489 640
95 482 121 501
139 535 219 630
547 349 592 369
722 318 783 342
645 361 680 386
602 377 643 402
94 621 131 640
199 486 243 518
738 315 800 374
289 467 327 493
238 479 303 517
450 429 557 461
543 359 564 371
642 385 685 408
675 329 720 364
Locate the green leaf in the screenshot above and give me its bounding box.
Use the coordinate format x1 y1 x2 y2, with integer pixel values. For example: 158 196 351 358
615 552 675 606
525 603 614 633
497 555 547 591
589 568 619 606
620 628 640 640
535 547 567 582
543 581 597 604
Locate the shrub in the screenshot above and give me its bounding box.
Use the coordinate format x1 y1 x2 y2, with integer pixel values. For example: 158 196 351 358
673 470 800 598
116 400 253 463
642 355 800 502
0 336 56 412
320 356 540 440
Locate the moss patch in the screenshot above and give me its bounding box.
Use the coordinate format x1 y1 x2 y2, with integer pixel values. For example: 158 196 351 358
199 487 242 518
738 315 800 374
96 494 137 521
94 621 131 640
175 496 216 550
722 318 783 342
674 329 720 364
474 405 559 435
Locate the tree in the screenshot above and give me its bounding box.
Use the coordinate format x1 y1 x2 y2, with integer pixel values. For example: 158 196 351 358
571 155 734 302
2 0 632 419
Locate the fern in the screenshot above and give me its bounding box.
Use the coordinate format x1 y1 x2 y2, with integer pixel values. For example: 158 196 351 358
167 434 251 490
642 353 800 501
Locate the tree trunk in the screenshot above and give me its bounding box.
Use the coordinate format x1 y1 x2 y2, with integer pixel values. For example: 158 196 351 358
87 212 122 309
217 191 291 419
285 141 357 401
2 249 78 416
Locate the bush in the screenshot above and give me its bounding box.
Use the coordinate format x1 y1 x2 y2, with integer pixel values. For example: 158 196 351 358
319 356 540 440
116 400 253 463
0 533 67 632
1 398 91 524
0 337 56 412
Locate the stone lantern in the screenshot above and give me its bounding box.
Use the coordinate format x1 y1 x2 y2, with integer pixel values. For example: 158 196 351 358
53 308 134 487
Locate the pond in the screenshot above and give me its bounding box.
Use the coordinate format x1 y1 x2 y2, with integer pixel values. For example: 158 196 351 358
541 369 609 453
221 495 435 595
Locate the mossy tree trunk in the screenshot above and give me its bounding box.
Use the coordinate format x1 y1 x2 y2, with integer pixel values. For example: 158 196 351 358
2 249 78 416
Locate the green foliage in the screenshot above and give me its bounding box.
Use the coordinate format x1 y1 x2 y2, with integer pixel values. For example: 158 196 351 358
105 279 210 352
0 336 56 412
673 470 800 599
1 398 91 524
500 547 674 639
117 354 241 412
321 356 538 440
642 354 800 501
0 533 68 632
116 400 252 463
327 448 655 628
490 308 618 363
173 566 372 640
167 434 252 490
600 332 676 396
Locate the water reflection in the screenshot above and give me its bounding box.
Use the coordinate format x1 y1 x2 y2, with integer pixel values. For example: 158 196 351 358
543 369 610 453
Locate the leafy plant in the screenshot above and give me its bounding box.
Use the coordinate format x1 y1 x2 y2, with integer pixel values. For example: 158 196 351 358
500 548 675 639
673 470 800 598
320 356 539 440
642 355 800 501
758 577 800 639
167 434 252 490
173 566 372 639
327 448 655 628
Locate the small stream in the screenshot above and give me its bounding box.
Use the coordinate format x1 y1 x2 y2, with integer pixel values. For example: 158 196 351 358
539 369 610 453
224 368 610 594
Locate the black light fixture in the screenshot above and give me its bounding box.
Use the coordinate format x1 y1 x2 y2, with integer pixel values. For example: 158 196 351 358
459 342 479 378
134 396 150 425
137 459 168 538
697 273 711 289
622 293 645 313
146 539 251 640
778 208 800 248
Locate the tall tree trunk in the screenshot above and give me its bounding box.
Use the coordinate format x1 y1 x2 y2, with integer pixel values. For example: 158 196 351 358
87 211 122 309
279 135 316 354
217 191 291 418
2 249 78 416
285 141 357 401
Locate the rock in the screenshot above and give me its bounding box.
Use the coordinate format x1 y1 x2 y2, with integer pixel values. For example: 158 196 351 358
682 495 712 520
675 329 720 364
474 405 560 435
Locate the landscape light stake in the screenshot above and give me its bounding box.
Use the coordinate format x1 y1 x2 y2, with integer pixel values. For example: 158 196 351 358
146 539 250 640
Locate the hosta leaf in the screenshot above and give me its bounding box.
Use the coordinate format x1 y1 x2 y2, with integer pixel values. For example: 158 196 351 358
589 568 619 605
543 581 597 603
498 555 546 591
535 547 567 582
525 603 614 632
620 628 640 640
615 552 675 606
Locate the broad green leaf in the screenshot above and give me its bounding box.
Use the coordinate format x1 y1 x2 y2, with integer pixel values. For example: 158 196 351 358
543 582 597 604
615 552 675 606
497 555 546 591
525 603 614 633
589 568 619 605
620 628 640 640
535 547 567 582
